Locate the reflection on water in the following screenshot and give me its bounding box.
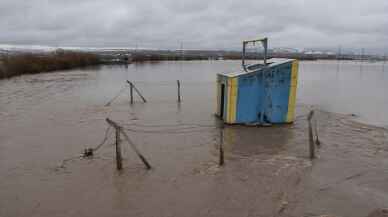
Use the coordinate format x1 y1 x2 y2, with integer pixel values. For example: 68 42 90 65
222 125 294 158
0 60 386 126
298 60 388 126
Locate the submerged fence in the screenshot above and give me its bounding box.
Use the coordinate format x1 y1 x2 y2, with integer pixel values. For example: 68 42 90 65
57 78 327 171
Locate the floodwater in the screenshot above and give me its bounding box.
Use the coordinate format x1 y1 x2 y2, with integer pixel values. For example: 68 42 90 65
0 60 387 217
299 61 388 127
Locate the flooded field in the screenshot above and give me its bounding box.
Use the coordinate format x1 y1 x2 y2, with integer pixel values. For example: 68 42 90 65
0 60 387 217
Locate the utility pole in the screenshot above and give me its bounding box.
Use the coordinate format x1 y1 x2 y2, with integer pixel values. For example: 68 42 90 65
360 48 365 61
180 41 184 60
360 48 365 73
336 45 342 73
337 45 342 60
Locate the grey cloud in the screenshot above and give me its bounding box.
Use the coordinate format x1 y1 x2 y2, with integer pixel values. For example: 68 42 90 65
0 0 387 53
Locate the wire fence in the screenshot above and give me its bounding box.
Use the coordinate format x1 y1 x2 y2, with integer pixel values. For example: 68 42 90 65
56 125 113 170
56 118 221 170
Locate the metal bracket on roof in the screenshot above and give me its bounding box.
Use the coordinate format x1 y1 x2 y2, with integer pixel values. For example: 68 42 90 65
242 37 268 72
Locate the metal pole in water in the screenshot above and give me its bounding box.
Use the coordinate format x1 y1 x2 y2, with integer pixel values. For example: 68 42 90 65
105 118 123 170
115 126 123 170
308 110 316 159
314 115 321 146
219 123 224 166
129 82 134 104
177 80 181 103
262 38 268 66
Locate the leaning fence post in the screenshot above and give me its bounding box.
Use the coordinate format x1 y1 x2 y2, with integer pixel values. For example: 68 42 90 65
120 128 152 170
126 80 147 103
308 110 315 159
177 80 181 102
219 123 224 166
115 125 123 170
106 118 151 170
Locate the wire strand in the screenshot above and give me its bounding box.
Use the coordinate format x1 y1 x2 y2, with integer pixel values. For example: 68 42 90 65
56 125 113 170
122 126 217 134
104 85 129 106
93 125 113 151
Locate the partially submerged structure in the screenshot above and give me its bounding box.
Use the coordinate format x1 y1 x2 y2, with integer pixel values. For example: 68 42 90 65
216 38 299 125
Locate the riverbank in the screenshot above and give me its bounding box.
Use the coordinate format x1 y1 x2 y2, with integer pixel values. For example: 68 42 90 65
2 48 385 80
0 50 101 79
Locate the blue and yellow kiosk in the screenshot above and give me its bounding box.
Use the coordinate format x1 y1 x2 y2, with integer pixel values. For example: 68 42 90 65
216 38 299 125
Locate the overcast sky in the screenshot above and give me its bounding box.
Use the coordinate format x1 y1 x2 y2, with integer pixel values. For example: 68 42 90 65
0 0 387 53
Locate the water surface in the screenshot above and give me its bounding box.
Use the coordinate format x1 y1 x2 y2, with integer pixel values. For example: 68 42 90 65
2 60 386 126
298 60 388 127
0 60 387 217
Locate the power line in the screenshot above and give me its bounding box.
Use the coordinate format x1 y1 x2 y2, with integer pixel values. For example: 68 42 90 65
180 41 184 60
337 45 342 60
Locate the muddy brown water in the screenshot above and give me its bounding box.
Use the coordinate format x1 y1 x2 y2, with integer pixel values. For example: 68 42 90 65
0 60 387 217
